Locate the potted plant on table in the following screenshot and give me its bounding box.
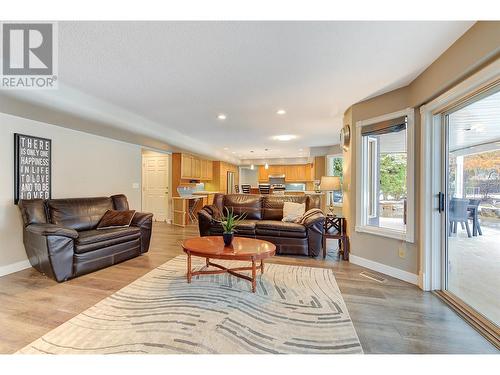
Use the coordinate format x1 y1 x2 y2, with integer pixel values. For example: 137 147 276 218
219 207 246 246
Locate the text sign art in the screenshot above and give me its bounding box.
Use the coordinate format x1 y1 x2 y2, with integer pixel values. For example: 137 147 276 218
14 133 51 203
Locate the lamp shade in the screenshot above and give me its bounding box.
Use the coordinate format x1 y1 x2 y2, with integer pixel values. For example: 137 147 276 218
320 176 341 191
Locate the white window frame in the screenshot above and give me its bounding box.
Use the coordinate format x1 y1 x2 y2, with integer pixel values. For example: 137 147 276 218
419 59 500 291
355 108 415 243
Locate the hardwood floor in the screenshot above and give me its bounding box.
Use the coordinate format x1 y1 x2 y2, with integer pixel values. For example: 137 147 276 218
0 222 496 354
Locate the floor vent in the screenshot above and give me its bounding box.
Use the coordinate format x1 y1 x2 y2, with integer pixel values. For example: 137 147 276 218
360 271 387 283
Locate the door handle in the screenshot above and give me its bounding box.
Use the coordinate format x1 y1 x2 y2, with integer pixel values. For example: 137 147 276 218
438 192 445 213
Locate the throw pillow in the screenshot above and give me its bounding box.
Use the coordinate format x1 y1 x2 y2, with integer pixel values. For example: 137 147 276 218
282 201 306 223
299 208 324 224
97 209 136 230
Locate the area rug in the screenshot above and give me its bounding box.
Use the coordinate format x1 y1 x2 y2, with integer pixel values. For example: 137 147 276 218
18 255 363 354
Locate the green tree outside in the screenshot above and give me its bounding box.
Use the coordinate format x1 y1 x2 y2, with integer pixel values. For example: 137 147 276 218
379 154 407 200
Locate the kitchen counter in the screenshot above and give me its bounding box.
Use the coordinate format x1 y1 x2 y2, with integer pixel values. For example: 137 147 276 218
284 190 325 194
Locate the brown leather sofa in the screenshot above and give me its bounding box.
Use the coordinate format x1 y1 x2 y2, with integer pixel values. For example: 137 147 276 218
18 194 153 282
198 193 325 257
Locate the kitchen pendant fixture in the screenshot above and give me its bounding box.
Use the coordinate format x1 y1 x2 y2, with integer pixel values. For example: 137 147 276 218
250 164 254 170
265 163 269 169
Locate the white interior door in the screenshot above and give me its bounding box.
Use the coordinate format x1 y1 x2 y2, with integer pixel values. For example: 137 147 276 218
142 154 169 221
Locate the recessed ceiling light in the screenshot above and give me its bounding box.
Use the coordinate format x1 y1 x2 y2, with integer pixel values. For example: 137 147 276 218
217 114 227 120
232 151 236 154
276 109 286 115
273 134 297 141
471 124 485 132
223 147 229 151
299 148 303 151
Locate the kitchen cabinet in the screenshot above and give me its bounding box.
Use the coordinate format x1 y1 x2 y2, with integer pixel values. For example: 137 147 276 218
181 154 192 179
206 160 213 180
269 165 284 175
259 164 314 182
200 159 213 180
258 166 270 181
180 154 213 180
193 157 201 179
284 165 298 181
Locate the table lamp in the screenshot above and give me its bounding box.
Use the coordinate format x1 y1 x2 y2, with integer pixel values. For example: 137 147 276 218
320 176 341 216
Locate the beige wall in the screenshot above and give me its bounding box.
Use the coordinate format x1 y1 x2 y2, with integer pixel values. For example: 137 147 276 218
0 112 142 273
343 21 500 276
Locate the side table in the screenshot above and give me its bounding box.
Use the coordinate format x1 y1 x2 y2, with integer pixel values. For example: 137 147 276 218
322 215 349 260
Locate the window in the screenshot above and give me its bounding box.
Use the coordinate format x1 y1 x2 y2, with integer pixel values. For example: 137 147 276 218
356 108 414 242
326 154 343 203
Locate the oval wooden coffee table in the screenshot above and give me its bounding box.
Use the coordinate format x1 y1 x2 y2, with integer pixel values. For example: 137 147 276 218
181 236 276 293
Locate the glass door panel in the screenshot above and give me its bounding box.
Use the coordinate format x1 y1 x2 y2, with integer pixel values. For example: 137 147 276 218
444 88 500 327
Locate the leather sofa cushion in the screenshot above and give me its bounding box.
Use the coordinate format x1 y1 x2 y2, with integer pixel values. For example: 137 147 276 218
255 220 307 238
75 227 141 254
256 220 306 232
48 197 114 231
210 220 258 235
262 195 308 220
18 199 47 225
111 194 130 211
223 194 263 220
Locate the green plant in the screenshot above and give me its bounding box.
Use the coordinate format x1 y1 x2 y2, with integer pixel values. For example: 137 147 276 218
219 207 247 233
379 153 407 200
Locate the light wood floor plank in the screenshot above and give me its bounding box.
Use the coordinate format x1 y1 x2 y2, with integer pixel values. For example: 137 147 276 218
0 222 496 354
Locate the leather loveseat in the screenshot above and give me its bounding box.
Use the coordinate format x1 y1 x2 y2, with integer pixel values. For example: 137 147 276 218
18 194 153 282
198 193 325 257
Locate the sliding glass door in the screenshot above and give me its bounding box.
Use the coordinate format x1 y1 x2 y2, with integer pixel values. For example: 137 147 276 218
443 86 500 327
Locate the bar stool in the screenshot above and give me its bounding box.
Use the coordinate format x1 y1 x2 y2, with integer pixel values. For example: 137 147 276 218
241 184 251 194
258 184 271 194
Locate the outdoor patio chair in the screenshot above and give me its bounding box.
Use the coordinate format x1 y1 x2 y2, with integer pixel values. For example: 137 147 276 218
468 199 482 236
449 198 471 238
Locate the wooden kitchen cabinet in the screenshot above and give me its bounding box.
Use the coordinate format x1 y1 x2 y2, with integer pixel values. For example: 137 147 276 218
200 159 212 180
180 153 213 181
259 163 314 182
181 154 192 179
193 157 201 179
258 166 270 181
206 160 213 180
269 165 284 175
284 165 297 181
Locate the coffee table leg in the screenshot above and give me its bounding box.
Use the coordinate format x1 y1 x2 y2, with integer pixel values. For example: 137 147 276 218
187 252 192 283
251 258 256 293
260 260 264 274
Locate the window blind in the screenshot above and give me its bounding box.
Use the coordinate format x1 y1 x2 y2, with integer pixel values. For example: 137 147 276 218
361 116 407 136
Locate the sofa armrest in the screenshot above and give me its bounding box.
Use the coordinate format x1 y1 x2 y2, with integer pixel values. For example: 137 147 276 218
197 205 221 236
131 211 153 227
26 223 79 239
300 209 325 228
300 209 325 257
131 212 153 253
23 224 76 282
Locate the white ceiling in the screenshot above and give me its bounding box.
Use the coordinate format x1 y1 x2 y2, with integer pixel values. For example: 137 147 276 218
7 21 474 160
449 89 500 152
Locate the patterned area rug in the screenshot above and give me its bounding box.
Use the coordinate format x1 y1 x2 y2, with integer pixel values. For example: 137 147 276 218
18 256 363 354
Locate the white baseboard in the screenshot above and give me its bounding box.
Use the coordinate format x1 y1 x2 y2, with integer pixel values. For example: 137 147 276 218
0 259 32 277
349 254 419 285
